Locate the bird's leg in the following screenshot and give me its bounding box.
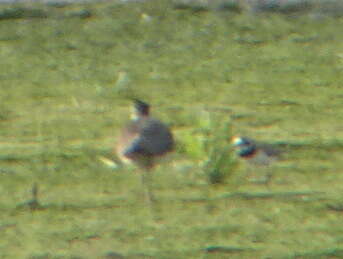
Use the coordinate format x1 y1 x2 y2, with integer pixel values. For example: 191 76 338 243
247 165 272 187
245 164 255 182
263 167 273 189
141 169 156 206
141 169 165 222
250 167 273 188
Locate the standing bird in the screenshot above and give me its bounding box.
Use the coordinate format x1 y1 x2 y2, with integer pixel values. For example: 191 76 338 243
231 136 282 184
116 99 174 203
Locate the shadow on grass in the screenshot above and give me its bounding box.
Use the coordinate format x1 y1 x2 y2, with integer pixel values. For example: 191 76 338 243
204 245 257 254
289 248 343 259
182 190 325 203
13 202 121 214
0 7 48 20
12 183 121 214
326 203 343 213
274 140 343 152
134 246 258 259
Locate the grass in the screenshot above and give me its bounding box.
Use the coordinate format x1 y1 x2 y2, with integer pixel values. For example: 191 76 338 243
0 0 342 258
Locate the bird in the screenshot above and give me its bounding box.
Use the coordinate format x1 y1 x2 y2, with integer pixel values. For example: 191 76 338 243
116 99 174 203
231 136 282 184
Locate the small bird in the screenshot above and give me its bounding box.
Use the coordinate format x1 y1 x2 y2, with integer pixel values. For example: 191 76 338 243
231 136 282 184
116 99 174 203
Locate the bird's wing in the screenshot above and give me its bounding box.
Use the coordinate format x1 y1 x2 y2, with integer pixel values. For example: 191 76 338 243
257 143 282 157
138 118 174 156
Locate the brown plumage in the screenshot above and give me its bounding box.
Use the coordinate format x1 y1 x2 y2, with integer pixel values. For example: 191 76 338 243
231 136 283 185
116 99 174 203
232 136 281 166
116 99 174 168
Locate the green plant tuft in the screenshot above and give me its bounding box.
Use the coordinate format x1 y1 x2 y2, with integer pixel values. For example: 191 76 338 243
202 113 237 185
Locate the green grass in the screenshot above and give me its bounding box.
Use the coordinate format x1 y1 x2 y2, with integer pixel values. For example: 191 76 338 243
0 1 342 258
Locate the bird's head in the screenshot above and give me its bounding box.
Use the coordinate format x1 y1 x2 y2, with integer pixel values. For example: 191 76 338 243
231 136 254 147
131 99 150 119
231 136 257 158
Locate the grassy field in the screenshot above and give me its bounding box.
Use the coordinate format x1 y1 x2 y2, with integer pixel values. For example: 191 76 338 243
0 0 342 258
